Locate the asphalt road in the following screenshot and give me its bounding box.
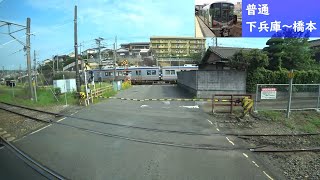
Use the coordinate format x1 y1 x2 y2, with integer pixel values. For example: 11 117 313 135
12 85 277 180
0 145 46 180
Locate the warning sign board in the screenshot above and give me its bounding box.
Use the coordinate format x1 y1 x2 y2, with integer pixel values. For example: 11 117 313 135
261 88 277 99
288 72 295 79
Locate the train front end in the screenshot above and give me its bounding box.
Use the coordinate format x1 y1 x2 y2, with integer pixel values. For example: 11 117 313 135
210 2 236 37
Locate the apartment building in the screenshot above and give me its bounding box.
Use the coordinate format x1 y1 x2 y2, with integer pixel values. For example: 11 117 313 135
150 36 206 58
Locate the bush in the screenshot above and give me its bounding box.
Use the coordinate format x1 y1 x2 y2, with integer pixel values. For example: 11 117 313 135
54 87 61 96
246 69 320 92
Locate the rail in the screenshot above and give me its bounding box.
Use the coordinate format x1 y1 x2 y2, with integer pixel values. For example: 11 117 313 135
1 102 320 153
1 101 319 137
0 136 67 179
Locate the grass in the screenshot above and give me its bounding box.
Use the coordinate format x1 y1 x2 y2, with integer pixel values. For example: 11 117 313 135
259 111 284 121
0 84 78 107
0 81 132 107
258 110 320 133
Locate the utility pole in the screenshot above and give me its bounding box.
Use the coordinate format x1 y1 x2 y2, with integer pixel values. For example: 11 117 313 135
33 50 37 102
215 37 218 47
56 55 59 72
74 5 81 93
286 69 294 118
19 64 21 83
52 55 55 77
114 36 117 82
26 17 34 100
95 37 104 87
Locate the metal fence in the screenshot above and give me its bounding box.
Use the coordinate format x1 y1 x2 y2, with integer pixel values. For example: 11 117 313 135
254 84 320 112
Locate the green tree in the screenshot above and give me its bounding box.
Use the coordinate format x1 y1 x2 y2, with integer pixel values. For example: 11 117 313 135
263 38 284 70
281 38 314 70
190 53 203 64
263 37 316 71
229 49 269 72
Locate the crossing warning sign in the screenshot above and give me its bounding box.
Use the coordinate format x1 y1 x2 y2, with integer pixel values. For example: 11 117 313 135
261 88 277 99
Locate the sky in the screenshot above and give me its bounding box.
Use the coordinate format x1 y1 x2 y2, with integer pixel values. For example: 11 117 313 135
1 0 272 70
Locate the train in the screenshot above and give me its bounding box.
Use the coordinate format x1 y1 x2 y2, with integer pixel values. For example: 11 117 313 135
198 1 237 37
87 65 198 84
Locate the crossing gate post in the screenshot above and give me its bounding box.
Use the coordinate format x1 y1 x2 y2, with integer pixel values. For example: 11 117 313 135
317 85 320 112
254 84 258 112
230 95 234 113
242 97 254 116
212 94 215 114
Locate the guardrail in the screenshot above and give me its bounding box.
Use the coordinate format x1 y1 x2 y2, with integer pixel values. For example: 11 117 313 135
80 85 113 106
212 94 253 114
91 86 113 98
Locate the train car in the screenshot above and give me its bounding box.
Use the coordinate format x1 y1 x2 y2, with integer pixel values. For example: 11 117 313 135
86 65 198 84
88 68 128 82
199 1 237 37
161 66 198 83
129 66 161 85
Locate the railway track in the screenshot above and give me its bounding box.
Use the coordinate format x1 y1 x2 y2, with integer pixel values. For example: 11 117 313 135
0 102 245 151
1 101 319 137
1 102 319 152
0 136 67 179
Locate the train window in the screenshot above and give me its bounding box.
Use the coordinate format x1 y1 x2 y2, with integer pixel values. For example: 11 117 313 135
147 70 151 75
105 72 114 76
136 70 141 75
165 70 170 75
152 70 156 75
170 70 175 75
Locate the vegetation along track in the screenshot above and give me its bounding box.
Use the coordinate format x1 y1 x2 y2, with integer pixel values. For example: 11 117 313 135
1 101 320 152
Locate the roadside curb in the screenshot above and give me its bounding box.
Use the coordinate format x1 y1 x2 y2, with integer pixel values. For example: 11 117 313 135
99 96 231 102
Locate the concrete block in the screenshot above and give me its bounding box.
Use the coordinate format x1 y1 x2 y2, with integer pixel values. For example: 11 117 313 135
5 137 15 142
2 134 11 138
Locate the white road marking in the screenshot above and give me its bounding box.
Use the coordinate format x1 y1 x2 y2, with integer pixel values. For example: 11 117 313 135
30 124 52 135
70 113 75 116
57 117 66 122
225 137 235 146
163 101 170 105
179 105 199 109
252 161 259 167
242 153 248 158
140 105 150 108
74 111 79 114
216 128 220 131
13 135 27 143
207 119 213 125
263 171 274 180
